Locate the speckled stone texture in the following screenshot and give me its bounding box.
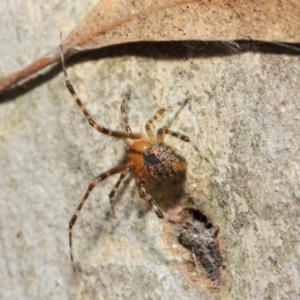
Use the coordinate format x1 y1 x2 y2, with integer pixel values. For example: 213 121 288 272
0 1 299 300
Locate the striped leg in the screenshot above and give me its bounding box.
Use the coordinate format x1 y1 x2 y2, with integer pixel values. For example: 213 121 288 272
69 164 127 272
145 99 188 142
109 166 132 216
120 92 143 139
121 92 132 136
60 43 132 139
157 128 199 152
136 179 164 219
157 128 212 164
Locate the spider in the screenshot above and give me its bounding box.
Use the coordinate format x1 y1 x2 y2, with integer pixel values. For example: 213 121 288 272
60 44 201 272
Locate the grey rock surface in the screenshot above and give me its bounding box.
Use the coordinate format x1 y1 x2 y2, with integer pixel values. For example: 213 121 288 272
0 1 299 300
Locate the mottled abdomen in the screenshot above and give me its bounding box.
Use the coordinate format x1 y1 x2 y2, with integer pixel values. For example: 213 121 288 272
143 143 187 178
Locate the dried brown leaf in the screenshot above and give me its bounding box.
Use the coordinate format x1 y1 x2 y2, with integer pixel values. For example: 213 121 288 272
0 0 299 94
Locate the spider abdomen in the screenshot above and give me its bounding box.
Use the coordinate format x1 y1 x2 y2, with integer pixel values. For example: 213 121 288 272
143 143 187 178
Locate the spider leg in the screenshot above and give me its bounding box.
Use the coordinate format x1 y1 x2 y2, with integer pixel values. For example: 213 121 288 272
109 166 132 216
145 99 188 142
157 128 199 152
69 164 127 272
136 179 164 219
60 42 134 139
157 128 212 164
120 91 143 139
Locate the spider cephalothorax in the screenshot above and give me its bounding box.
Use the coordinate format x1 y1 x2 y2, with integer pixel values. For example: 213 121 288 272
60 43 199 272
